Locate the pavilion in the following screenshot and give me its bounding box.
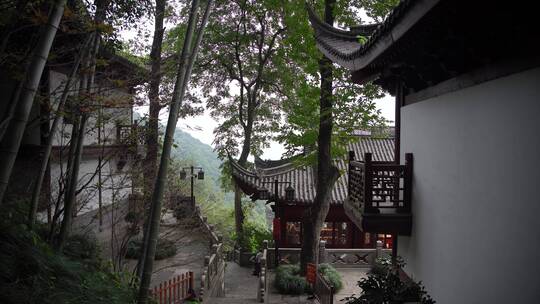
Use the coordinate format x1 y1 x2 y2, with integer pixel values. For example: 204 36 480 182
230 133 395 249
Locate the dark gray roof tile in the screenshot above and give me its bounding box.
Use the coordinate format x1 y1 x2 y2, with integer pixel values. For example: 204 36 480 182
230 138 394 205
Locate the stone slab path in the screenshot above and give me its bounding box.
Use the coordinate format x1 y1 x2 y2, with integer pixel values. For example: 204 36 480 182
73 205 210 289
208 263 368 303
218 262 260 303
333 268 369 302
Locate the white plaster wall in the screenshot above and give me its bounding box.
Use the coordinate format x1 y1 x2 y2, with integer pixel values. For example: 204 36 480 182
45 70 134 215
50 157 132 215
399 67 540 303
48 70 132 147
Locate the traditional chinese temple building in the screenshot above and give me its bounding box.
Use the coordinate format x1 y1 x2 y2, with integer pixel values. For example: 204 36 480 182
230 134 395 249
307 0 540 302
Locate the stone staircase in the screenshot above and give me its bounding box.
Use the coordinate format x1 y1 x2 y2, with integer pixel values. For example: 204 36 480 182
207 296 259 304
207 262 259 304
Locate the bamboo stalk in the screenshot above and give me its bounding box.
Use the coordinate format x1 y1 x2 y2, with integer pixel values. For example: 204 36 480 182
136 0 214 302
28 34 93 230
0 0 67 204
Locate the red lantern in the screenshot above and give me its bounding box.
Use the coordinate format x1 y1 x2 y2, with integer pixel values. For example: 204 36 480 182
273 217 281 241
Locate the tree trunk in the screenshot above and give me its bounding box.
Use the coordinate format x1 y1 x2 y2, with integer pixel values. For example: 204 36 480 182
137 0 213 302
55 114 87 252
144 0 167 199
233 114 252 245
28 35 92 230
137 0 167 281
233 183 245 242
299 0 338 275
0 0 67 204
55 0 105 249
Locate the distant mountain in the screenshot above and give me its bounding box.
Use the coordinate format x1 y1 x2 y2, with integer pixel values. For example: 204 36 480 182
171 128 223 190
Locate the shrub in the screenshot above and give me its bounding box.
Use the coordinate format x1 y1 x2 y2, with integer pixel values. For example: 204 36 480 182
125 238 177 260
274 263 344 295
236 220 272 253
345 256 435 304
318 263 343 292
124 210 142 224
0 214 136 303
274 264 309 295
63 234 99 260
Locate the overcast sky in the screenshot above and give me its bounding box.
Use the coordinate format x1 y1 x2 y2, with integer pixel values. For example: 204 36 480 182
169 95 395 160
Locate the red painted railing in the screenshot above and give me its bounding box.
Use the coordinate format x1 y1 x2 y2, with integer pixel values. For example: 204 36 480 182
149 271 194 304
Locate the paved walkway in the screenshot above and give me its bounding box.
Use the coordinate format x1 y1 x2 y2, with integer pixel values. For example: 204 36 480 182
206 262 259 303
333 268 369 302
73 206 210 288
209 263 368 303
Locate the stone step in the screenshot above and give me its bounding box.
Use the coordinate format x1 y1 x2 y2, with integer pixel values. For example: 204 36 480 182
206 296 260 304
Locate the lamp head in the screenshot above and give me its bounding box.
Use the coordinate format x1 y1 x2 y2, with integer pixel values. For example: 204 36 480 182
285 185 295 201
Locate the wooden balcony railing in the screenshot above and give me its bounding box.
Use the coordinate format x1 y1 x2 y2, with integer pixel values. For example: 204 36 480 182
348 152 413 214
116 124 143 146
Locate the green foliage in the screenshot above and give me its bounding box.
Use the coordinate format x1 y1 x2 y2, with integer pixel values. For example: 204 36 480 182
351 0 400 22
274 264 343 295
274 264 310 295
124 210 142 224
236 216 272 253
174 0 288 161
125 238 177 260
318 263 343 292
277 0 390 161
63 234 100 260
0 205 135 304
345 256 435 304
166 130 236 250
171 129 224 192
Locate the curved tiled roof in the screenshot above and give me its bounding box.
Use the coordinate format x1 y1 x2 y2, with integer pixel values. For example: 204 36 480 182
308 0 440 72
231 138 394 205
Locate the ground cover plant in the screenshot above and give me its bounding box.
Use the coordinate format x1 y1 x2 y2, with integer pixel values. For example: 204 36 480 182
126 237 177 261
274 263 343 295
0 202 136 304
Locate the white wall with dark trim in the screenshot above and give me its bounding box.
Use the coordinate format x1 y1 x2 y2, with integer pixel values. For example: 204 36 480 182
398 67 540 303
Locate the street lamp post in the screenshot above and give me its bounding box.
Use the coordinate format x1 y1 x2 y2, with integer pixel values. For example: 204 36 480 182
180 165 204 207
258 179 295 267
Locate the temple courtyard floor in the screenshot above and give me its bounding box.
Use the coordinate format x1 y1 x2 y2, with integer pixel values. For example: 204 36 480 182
213 261 369 303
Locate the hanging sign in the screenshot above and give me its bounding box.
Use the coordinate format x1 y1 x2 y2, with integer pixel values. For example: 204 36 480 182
306 263 317 284
273 217 281 241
